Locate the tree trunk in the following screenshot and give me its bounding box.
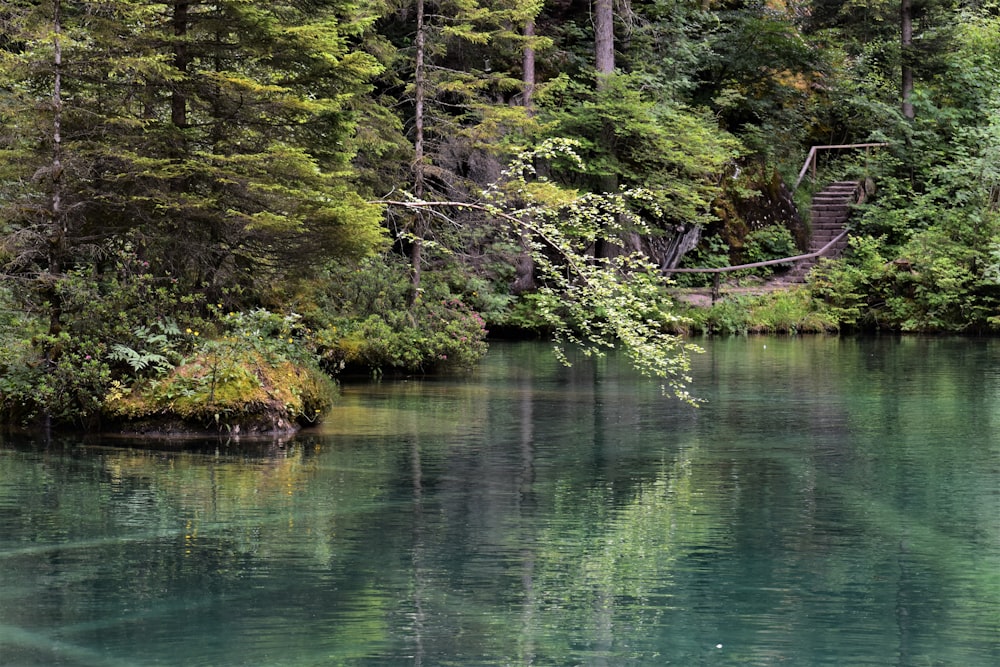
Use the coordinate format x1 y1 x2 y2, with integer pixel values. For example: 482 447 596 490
594 0 614 85
172 1 190 128
523 20 535 109
47 0 65 336
594 0 617 259
410 0 428 305
511 19 537 294
901 0 914 120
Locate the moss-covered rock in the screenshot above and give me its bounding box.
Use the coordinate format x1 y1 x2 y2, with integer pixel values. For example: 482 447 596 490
103 343 336 435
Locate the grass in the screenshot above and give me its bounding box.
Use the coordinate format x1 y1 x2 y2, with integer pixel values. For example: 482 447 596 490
674 286 839 335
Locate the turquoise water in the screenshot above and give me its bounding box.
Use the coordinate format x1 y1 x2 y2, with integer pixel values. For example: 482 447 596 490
1 337 998 665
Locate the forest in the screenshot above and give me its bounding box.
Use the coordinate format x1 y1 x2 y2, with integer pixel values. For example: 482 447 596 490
2 0 1000 429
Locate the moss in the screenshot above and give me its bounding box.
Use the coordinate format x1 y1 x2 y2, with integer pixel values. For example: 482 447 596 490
104 344 336 434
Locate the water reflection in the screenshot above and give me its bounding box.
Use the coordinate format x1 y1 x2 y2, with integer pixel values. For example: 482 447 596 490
1 338 998 665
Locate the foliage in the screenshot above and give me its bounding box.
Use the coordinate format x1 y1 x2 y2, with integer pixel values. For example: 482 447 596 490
104 344 335 433
740 226 798 277
696 2 827 159
5 0 1000 428
539 75 740 228
326 304 489 373
672 236 730 288
0 0 386 321
104 309 336 431
0 242 201 427
310 256 490 373
107 319 185 378
682 288 838 336
480 139 704 401
808 236 890 329
0 329 112 428
798 7 1000 333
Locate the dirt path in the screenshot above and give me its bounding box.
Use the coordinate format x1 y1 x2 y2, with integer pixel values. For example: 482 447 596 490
670 280 799 308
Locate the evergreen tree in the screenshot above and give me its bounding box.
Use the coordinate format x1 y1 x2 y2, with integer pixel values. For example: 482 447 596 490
373 0 545 300
0 0 386 317
0 0 390 424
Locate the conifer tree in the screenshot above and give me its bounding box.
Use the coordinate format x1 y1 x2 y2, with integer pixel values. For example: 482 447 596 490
0 0 386 316
376 0 545 299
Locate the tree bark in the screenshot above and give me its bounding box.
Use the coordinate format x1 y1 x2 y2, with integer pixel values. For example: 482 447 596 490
594 0 615 86
48 0 65 336
512 19 537 294
901 0 914 120
172 1 190 129
523 20 535 109
410 0 428 306
594 0 617 259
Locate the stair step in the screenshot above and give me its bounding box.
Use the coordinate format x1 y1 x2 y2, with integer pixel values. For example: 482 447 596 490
798 181 859 273
815 234 848 244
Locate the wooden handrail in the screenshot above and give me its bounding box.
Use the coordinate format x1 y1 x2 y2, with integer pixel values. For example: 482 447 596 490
663 143 887 301
792 142 889 191
664 229 851 303
664 229 849 275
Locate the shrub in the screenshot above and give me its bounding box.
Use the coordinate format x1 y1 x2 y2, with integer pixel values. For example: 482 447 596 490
302 255 491 374
104 338 336 433
683 287 838 335
317 297 489 374
742 226 798 275
0 331 112 428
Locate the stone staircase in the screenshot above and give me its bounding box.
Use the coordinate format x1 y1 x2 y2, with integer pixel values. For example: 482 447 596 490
784 180 862 282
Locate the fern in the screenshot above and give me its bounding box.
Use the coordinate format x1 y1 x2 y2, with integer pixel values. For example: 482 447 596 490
108 344 172 375
109 318 185 376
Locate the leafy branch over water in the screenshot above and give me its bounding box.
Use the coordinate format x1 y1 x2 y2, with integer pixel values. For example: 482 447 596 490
375 140 702 404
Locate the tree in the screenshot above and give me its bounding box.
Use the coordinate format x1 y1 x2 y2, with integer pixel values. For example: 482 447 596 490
901 0 914 119
0 0 388 424
0 0 387 311
374 0 545 301
378 139 704 401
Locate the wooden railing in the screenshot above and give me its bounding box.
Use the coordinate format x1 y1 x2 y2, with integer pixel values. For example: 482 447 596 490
793 142 889 191
660 143 889 301
664 229 850 302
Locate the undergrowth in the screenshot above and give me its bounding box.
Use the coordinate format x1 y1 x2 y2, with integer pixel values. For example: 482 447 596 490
677 287 839 335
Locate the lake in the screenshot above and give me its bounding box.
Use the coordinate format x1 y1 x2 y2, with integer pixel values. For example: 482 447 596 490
1 337 998 666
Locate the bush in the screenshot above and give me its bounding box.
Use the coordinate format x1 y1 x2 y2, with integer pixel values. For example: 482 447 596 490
0 331 112 428
673 235 730 288
807 235 890 329
104 310 338 432
742 226 798 275
683 287 838 335
301 255 491 374
318 297 489 374
0 241 209 427
104 339 335 433
0 239 339 430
